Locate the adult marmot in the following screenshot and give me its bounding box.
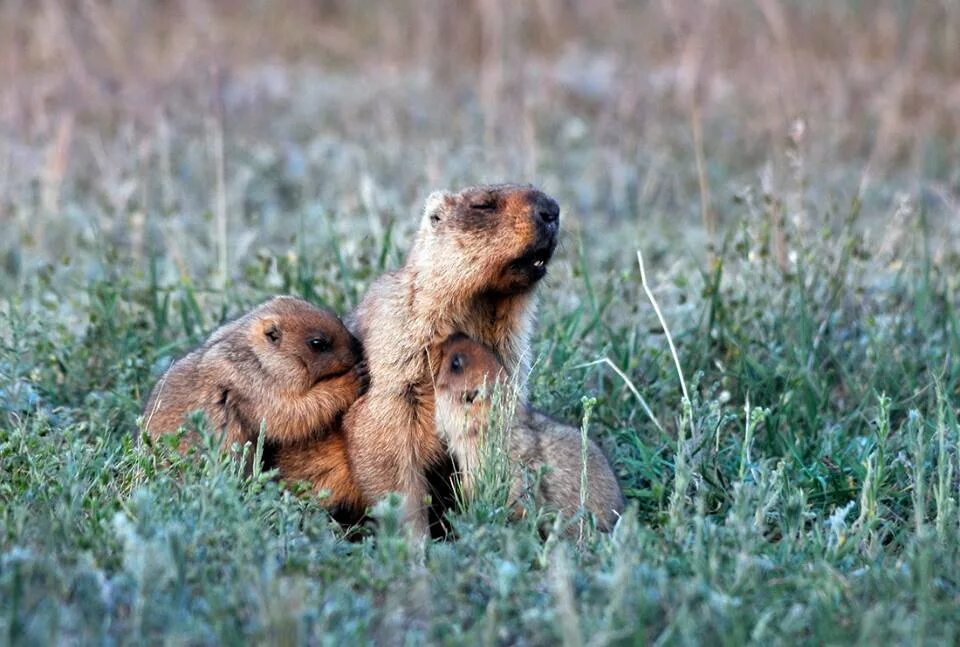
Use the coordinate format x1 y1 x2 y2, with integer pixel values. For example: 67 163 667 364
142 296 366 454
344 183 560 536
435 334 624 534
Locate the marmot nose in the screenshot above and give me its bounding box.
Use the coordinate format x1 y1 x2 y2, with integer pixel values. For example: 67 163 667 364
534 197 560 225
348 333 365 362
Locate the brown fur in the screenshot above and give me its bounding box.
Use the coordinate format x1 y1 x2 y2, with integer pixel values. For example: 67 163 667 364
271 434 366 511
343 184 560 535
435 335 625 534
142 296 365 453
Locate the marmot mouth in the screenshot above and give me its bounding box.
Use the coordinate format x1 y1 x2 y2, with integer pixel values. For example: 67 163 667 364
514 237 556 278
488 234 557 296
312 363 355 387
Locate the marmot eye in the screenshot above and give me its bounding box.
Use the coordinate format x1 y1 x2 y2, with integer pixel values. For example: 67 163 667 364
307 336 332 353
469 200 497 211
450 354 465 374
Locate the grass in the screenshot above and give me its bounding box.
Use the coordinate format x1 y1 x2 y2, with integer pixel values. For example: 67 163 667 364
3 1 960 644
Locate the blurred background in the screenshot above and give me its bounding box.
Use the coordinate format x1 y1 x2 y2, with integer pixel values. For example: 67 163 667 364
1 0 958 297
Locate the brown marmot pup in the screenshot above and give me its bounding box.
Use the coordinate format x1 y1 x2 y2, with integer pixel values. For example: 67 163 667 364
142 296 366 453
343 184 560 536
435 334 624 534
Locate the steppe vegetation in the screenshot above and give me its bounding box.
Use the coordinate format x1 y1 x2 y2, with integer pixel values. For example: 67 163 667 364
2 1 960 643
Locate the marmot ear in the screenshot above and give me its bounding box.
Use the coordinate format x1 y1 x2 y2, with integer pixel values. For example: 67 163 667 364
423 190 452 226
261 318 282 344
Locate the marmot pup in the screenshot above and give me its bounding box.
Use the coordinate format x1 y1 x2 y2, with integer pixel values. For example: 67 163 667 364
435 334 624 534
142 296 366 453
343 184 560 536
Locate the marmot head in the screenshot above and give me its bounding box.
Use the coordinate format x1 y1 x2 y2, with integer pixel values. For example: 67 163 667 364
248 296 363 392
416 184 560 297
435 333 512 441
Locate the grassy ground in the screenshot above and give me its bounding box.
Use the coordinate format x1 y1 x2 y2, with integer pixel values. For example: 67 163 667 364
3 1 960 644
